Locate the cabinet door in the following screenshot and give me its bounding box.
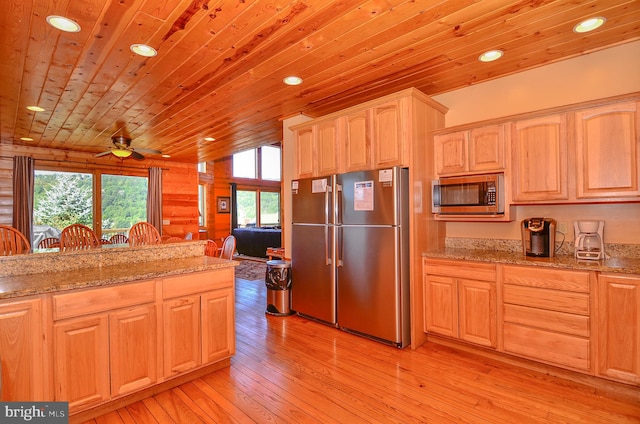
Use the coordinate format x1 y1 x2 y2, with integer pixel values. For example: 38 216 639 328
512 114 568 201
163 296 200 376
597 274 640 384
295 127 314 178
0 298 45 401
468 124 505 172
434 131 467 175
458 279 496 347
372 100 407 168
575 101 640 199
316 119 341 176
424 275 458 337
110 305 157 396
343 110 371 172
54 315 110 410
201 288 235 364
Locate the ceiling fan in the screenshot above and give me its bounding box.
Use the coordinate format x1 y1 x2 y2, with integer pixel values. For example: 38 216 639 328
95 135 162 160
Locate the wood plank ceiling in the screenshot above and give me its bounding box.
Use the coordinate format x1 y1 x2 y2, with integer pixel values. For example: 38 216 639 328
1 0 639 163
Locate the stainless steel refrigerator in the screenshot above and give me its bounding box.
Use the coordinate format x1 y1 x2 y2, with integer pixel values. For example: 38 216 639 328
291 167 410 347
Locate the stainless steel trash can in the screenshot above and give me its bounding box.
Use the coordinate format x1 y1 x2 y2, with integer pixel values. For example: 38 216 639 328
265 260 293 316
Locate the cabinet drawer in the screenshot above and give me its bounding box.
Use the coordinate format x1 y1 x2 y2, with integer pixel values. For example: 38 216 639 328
503 265 589 292
503 304 589 337
424 258 496 281
53 280 156 320
503 323 590 370
503 284 589 315
163 268 234 299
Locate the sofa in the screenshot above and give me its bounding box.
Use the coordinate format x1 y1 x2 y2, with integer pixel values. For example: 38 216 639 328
232 227 282 258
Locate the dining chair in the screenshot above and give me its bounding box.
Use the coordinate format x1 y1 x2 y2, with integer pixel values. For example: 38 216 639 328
59 224 100 251
0 225 31 255
204 239 219 257
109 234 128 244
184 232 193 240
128 222 162 247
219 235 236 259
162 236 182 243
38 237 60 249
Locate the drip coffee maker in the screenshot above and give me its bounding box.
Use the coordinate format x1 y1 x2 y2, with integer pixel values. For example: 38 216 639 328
574 220 605 260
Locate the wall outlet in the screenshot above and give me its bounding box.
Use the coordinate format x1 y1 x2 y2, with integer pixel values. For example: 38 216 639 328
558 221 568 234
162 219 170 225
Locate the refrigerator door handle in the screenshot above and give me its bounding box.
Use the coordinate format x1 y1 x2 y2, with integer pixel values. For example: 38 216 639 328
335 183 343 225
324 225 332 265
336 226 343 267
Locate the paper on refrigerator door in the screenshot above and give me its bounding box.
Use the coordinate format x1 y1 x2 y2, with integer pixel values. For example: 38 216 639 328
311 178 327 193
354 180 374 211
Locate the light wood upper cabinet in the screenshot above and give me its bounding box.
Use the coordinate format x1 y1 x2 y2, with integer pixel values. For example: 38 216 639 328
343 109 371 172
0 298 46 401
434 125 506 176
372 99 408 168
597 273 640 385
511 114 569 202
575 101 640 199
294 118 341 178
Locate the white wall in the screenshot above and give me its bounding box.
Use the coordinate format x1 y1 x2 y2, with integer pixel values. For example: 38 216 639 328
432 41 640 245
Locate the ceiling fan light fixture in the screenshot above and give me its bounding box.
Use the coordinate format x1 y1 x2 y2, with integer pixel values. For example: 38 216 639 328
111 149 133 158
46 15 81 33
479 50 504 62
130 44 157 57
283 75 303 86
573 17 606 33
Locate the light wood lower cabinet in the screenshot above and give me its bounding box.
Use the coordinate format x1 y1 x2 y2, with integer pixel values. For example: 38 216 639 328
0 297 46 401
502 265 592 372
597 273 640 385
423 259 497 348
163 269 235 377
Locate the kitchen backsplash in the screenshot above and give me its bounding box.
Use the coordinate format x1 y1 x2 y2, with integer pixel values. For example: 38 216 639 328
445 237 640 259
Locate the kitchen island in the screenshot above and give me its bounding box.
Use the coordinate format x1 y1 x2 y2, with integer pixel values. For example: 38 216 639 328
421 243 640 387
0 241 238 422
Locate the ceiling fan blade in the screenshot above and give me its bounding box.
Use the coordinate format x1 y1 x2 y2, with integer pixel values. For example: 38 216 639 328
95 150 112 157
135 148 162 155
131 151 145 160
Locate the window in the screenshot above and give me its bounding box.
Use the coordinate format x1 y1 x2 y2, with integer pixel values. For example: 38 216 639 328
101 174 148 239
33 169 147 243
260 191 280 226
237 190 257 227
233 149 256 179
198 184 206 226
261 146 281 181
198 162 207 173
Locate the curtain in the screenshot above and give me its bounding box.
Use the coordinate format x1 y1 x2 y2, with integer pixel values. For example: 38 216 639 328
12 156 35 245
230 182 238 230
147 167 163 235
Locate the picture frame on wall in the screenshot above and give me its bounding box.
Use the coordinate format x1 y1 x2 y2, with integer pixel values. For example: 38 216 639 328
217 196 230 213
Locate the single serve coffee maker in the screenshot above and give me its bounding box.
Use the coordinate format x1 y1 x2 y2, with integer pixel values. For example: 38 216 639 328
521 217 556 257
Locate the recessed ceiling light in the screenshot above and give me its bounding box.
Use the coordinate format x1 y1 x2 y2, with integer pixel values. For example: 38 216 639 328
20 137 34 142
27 106 45 112
46 15 81 33
162 154 171 158
479 49 504 62
204 137 216 141
283 76 303 86
130 44 157 57
573 17 606 33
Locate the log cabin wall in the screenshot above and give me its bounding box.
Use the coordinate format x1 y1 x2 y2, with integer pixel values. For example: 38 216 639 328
0 144 199 239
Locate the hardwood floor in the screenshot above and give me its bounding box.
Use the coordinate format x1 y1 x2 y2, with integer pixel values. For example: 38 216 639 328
81 277 640 424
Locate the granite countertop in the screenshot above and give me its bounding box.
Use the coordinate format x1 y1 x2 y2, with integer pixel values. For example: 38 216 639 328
0 256 238 300
422 248 640 275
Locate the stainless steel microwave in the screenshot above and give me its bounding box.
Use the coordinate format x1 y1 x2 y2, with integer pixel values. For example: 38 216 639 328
432 173 504 215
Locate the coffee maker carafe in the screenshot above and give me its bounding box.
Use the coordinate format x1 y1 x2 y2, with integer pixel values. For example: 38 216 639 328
521 218 556 257
574 220 605 260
